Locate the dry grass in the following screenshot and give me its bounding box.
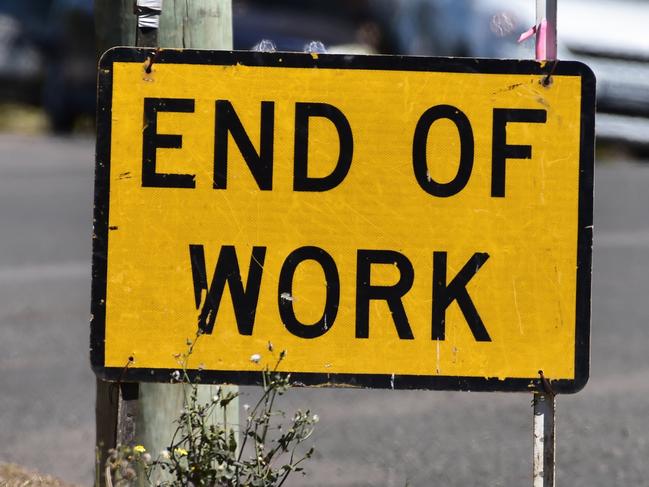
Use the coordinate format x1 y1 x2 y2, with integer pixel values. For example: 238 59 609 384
0 463 78 487
0 104 48 134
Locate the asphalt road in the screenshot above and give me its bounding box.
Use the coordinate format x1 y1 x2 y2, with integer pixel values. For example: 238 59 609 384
0 134 648 486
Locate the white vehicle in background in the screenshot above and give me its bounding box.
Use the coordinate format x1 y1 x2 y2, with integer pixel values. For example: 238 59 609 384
372 0 649 148
559 0 649 146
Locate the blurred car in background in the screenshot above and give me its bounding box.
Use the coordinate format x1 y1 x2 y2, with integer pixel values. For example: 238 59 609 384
42 0 95 133
559 0 649 147
0 0 95 133
0 0 51 105
233 0 383 54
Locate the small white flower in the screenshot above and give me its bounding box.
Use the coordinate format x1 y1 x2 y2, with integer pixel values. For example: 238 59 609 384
142 453 152 464
212 395 219 403
171 370 181 381
250 353 261 363
243 403 250 411
160 450 170 460
312 414 319 423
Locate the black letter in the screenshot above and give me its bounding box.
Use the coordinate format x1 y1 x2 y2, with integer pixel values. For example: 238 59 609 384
294 102 353 191
278 246 339 338
142 98 195 188
491 108 547 197
356 250 414 339
214 100 274 190
412 104 474 197
432 251 490 341
189 244 266 336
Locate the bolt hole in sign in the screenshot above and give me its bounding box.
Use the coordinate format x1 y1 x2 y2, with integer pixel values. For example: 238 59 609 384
92 48 594 393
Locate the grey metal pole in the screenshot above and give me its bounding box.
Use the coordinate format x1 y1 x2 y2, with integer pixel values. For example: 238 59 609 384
533 391 556 487
532 2 558 486
535 0 557 60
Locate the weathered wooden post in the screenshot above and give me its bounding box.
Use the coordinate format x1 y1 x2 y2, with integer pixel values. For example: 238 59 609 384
94 2 234 484
158 0 232 49
94 0 135 53
131 1 236 469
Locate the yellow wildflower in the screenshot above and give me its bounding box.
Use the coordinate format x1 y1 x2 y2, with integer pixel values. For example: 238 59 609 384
133 445 146 453
175 448 188 456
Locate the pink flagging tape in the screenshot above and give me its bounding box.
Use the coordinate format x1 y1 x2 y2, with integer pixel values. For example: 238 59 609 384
518 18 548 61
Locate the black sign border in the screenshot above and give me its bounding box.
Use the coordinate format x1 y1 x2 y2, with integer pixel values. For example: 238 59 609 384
92 48 594 394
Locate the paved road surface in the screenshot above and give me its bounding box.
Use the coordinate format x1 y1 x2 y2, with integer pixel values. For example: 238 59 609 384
0 134 647 486
0 135 95 482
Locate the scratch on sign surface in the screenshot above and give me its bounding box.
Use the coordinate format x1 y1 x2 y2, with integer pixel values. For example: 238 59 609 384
493 82 525 95
512 280 523 334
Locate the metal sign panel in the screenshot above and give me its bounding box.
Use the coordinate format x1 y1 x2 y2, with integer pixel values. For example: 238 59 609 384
92 48 594 393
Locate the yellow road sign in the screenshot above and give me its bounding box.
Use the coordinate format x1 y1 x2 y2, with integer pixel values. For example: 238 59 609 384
92 48 594 393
